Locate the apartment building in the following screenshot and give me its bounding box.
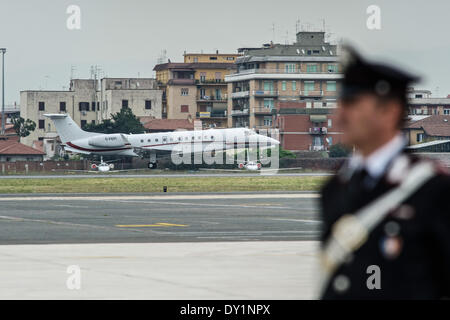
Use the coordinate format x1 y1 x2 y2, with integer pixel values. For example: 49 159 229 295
225 31 342 133
275 101 344 151
20 78 162 158
154 52 240 128
407 87 450 116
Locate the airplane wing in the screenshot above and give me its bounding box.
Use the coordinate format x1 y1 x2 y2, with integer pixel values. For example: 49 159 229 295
51 169 99 173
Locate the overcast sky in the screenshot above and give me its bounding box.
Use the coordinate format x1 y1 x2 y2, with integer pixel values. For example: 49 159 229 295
0 0 449 105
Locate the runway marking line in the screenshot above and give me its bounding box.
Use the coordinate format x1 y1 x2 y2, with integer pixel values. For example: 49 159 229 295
116 222 188 228
0 193 319 201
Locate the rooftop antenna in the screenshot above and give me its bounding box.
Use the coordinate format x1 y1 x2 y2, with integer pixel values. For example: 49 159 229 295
271 23 275 42
295 19 300 34
157 49 167 64
70 65 76 80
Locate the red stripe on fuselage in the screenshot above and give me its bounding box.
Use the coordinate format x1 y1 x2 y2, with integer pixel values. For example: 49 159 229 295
66 142 132 153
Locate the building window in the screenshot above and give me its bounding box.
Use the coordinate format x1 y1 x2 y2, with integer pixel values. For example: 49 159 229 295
38 102 45 111
304 81 315 94
292 81 297 91
263 117 272 126
263 81 274 93
306 65 318 73
209 57 218 60
145 100 152 110
328 119 332 127
327 137 333 145
215 89 222 100
327 65 338 73
81 120 87 128
91 102 96 111
180 105 189 113
326 81 337 92
181 88 189 96
226 57 234 61
79 102 89 111
122 100 129 108
60 102 66 112
263 99 274 110
91 120 95 124
38 119 45 129
417 133 424 143
281 81 287 91
200 72 206 82
444 109 450 115
285 63 296 73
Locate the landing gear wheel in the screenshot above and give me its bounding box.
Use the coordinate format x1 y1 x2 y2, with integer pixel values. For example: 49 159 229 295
148 162 157 169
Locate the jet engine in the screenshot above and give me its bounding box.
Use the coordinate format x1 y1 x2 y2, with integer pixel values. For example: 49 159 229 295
88 134 128 148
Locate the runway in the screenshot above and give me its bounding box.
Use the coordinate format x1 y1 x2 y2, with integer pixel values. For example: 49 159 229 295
0 192 321 245
0 192 321 299
0 172 333 179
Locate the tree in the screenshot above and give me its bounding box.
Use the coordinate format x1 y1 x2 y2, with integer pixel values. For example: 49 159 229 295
329 143 351 158
10 114 36 137
83 108 145 134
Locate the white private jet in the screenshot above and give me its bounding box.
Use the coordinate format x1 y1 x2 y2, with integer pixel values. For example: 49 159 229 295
44 114 279 169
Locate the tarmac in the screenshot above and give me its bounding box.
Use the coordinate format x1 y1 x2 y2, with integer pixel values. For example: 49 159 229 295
0 192 321 299
0 172 333 179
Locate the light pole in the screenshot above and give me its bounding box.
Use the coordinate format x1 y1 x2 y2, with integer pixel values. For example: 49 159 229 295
0 48 6 136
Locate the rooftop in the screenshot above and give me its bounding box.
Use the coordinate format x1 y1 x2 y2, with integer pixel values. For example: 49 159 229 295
153 62 235 71
404 115 450 137
140 117 194 131
0 140 45 155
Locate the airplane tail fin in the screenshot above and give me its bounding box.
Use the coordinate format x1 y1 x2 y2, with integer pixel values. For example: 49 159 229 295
44 113 94 143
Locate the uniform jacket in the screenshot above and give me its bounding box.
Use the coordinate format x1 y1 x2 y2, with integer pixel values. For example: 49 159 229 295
320 151 450 299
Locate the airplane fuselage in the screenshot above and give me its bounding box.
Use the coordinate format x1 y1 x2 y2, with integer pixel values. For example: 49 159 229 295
64 128 278 157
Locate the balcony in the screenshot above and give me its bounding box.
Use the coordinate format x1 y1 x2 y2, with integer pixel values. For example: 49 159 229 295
309 145 327 151
231 109 249 116
309 127 327 135
231 91 250 99
167 79 196 85
255 125 273 130
196 79 225 85
254 107 273 115
233 122 249 128
196 111 227 118
252 90 278 97
225 68 343 82
236 69 340 75
300 90 324 97
197 95 227 102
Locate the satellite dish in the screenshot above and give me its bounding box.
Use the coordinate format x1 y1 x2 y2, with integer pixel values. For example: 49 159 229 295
301 49 305 54
296 49 300 54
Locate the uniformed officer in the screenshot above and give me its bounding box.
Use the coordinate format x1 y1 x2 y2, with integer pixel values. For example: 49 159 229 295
318 46 450 299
